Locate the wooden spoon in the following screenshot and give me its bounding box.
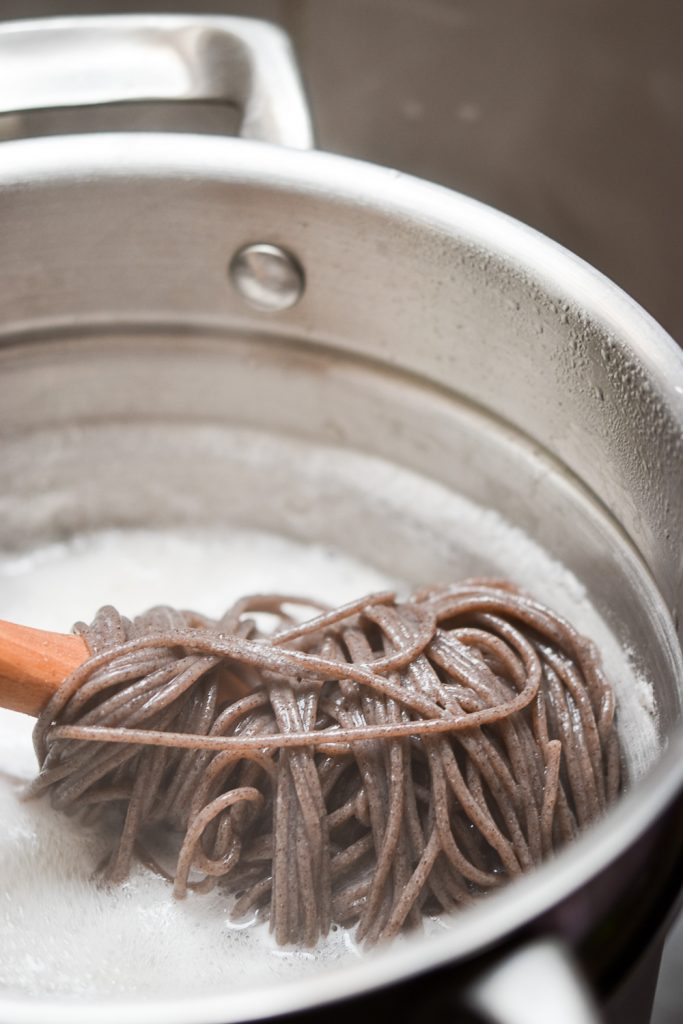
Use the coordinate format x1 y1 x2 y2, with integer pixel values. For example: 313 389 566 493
0 619 88 717
0 619 250 719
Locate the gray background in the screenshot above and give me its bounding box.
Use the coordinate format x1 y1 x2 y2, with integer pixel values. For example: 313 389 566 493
1 1 682 1020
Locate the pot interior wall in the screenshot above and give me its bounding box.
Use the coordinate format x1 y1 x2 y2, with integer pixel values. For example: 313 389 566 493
2 135 681 629
0 329 678 777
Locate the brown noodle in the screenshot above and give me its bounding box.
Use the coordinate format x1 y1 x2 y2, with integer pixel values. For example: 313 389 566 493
30 581 621 946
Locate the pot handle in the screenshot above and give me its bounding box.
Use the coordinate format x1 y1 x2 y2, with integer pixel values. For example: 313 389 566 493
0 14 313 149
462 937 603 1024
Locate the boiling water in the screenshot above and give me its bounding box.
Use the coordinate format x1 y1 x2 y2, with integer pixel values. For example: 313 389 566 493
0 510 658 999
0 529 392 998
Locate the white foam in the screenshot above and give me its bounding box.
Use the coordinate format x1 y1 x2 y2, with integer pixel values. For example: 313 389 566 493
0 529 387 999
0 515 658 999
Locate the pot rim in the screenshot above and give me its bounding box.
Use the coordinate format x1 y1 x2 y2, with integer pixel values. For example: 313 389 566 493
0 132 682 1023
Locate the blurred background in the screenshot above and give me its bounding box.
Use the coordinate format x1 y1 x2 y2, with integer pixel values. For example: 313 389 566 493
1 2 682 1020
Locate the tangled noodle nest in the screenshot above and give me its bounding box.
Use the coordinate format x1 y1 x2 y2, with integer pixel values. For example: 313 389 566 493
30 580 621 947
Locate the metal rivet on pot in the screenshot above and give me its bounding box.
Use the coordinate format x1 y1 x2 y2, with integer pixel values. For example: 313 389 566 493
229 243 305 312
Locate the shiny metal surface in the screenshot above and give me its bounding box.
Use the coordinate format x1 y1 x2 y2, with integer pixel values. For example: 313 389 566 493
0 0 680 345
0 11 682 1024
2 133 681 624
0 14 313 149
465 939 602 1024
229 243 306 311
0 131 682 1024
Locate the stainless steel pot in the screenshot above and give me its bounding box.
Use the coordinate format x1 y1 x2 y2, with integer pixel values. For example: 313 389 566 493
0 14 682 1024
2 0 681 347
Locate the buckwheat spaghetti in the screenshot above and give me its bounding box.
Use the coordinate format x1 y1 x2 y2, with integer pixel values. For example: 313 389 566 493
30 581 620 946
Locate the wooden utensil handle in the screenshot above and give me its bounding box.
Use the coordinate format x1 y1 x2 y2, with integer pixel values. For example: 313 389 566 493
0 620 88 716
